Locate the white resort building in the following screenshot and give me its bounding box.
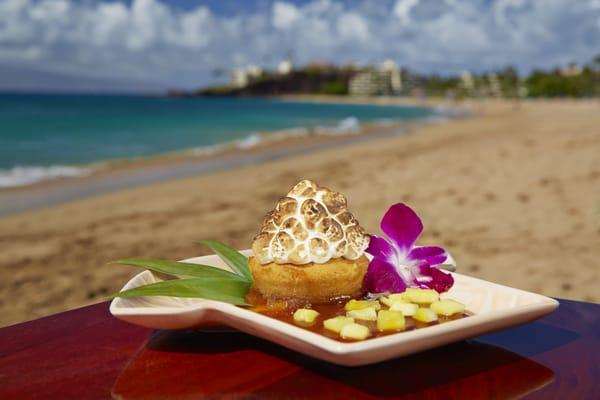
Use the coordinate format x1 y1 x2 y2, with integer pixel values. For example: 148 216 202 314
230 65 264 88
349 60 403 96
278 60 293 75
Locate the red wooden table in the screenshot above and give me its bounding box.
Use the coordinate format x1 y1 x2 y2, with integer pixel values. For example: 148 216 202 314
0 298 598 399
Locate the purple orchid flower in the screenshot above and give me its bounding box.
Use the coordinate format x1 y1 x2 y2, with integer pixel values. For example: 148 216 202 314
364 203 454 294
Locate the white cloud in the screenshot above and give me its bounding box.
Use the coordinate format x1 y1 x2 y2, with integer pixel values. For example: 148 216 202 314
337 12 369 42
92 3 129 46
272 1 300 30
393 0 420 24
0 0 598 91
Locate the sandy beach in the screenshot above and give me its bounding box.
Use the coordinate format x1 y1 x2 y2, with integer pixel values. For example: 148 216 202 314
0 98 598 327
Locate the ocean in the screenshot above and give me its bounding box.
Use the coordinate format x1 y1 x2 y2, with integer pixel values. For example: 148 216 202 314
0 94 437 187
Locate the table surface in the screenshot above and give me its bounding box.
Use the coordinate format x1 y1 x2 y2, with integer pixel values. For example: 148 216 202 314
0 298 598 399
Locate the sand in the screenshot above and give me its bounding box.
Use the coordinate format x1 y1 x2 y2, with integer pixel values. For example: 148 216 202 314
0 98 598 327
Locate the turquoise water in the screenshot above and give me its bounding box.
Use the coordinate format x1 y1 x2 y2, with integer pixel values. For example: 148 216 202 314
0 94 436 186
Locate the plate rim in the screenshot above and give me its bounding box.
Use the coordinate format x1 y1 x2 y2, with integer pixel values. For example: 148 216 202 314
110 251 559 355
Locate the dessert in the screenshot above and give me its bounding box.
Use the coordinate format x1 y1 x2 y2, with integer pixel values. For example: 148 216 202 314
249 179 370 303
114 179 466 343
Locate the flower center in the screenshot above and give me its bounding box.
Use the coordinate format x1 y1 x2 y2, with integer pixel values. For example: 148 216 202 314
392 251 416 283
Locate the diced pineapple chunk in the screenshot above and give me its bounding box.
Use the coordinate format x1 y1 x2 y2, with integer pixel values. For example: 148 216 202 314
430 299 465 316
346 307 377 321
379 296 393 307
340 323 370 340
344 299 381 311
380 293 411 307
413 307 438 323
377 310 405 332
389 302 419 316
293 308 319 325
390 292 411 301
405 288 439 304
323 316 355 333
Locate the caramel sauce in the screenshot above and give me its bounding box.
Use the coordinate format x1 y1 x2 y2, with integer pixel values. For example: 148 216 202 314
246 290 468 342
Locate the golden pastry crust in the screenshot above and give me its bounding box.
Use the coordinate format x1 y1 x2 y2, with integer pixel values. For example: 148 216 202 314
249 255 369 303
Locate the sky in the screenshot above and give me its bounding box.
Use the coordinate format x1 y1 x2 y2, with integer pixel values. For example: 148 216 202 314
0 0 599 92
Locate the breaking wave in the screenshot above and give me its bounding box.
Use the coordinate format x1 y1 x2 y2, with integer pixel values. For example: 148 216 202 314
0 165 90 188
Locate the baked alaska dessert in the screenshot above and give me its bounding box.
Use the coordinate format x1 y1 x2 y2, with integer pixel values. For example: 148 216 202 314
114 180 464 342
250 179 370 303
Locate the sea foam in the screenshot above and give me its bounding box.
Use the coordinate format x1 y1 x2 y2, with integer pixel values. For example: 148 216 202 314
190 117 363 156
0 165 90 188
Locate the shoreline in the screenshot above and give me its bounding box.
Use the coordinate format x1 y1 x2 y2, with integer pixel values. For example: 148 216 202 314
0 119 427 216
0 95 443 191
0 96 459 215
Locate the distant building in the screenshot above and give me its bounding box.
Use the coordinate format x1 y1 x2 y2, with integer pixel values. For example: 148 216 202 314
349 60 403 96
487 73 502 97
559 64 582 77
349 70 386 96
230 64 263 88
380 59 403 93
278 60 293 75
461 70 475 93
246 64 263 78
231 68 248 88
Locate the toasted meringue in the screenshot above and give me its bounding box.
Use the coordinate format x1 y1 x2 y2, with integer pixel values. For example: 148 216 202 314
252 180 370 265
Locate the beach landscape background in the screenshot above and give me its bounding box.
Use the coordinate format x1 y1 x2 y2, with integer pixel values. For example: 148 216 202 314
1 0 599 327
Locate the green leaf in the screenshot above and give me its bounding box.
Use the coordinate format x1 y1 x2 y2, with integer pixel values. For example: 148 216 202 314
196 240 252 281
112 277 250 305
111 258 246 281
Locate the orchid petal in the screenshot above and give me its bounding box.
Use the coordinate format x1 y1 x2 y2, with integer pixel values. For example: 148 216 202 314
366 235 396 261
413 264 454 293
363 258 407 294
408 246 447 266
380 203 423 253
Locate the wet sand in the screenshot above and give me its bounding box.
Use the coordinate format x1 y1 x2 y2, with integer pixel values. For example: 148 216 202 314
0 98 598 326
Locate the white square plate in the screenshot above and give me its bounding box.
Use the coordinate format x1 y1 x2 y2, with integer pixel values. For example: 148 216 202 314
110 250 558 366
